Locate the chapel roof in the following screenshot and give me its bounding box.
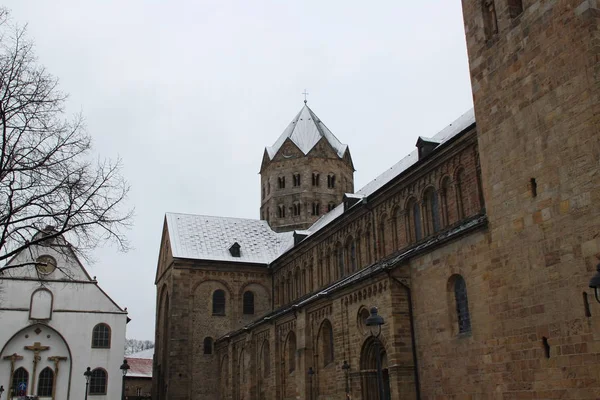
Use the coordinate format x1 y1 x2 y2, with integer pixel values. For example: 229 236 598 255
265 104 348 160
125 357 153 378
165 213 294 264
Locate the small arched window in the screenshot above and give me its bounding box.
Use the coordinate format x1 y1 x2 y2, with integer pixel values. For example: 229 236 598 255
12 367 29 396
327 174 336 188
92 323 111 348
293 173 301 187
213 289 226 316
349 239 357 272
37 367 54 396
312 173 320 186
278 205 286 218
423 188 440 235
452 275 472 334
456 168 466 219
320 320 335 366
243 291 255 315
203 337 214 354
90 368 108 394
440 177 451 227
286 332 297 373
312 202 320 216
261 341 271 377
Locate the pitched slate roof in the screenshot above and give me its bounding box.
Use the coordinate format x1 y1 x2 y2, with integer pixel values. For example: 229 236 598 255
166 213 294 264
126 357 153 378
265 104 348 160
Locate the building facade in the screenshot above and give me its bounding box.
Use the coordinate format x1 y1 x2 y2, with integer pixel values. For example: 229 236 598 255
0 233 128 399
154 1 600 399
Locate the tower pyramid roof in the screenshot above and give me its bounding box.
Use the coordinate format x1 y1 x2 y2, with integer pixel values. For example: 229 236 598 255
265 104 348 160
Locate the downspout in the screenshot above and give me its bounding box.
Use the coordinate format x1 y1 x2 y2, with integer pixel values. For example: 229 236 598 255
386 271 421 400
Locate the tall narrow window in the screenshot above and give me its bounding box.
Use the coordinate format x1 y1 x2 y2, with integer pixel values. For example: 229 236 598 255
204 337 214 354
92 323 111 348
327 174 336 188
456 169 466 219
407 199 422 243
12 367 28 396
293 203 301 216
293 173 301 187
37 367 54 396
312 202 320 216
365 230 372 264
349 239 357 272
278 176 286 189
312 173 320 186
319 320 335 366
423 188 440 235
295 269 300 298
508 0 523 18
243 291 255 314
212 289 226 315
89 369 108 394
278 205 286 218
454 275 472 334
262 186 265 199
379 217 387 257
440 177 451 227
336 243 344 279
287 332 297 373
482 0 499 39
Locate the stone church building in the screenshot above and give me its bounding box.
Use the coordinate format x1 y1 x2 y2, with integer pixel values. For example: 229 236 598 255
154 1 600 399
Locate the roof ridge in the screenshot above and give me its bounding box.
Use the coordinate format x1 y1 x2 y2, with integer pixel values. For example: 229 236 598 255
165 212 267 224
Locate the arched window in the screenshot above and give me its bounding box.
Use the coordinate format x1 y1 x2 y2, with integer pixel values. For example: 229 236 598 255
319 320 335 366
423 188 440 235
90 368 107 394
379 215 387 257
92 323 111 348
508 0 523 17
312 202 320 216
327 174 336 188
312 173 320 186
440 177 451 227
278 205 286 218
261 341 271 377
348 238 357 272
452 275 472 334
203 337 214 354
336 243 344 279
243 291 255 314
293 203 301 216
278 176 286 189
456 168 466 219
213 289 226 315
295 269 300 298
407 198 422 243
286 332 297 373
293 173 301 187
12 367 28 396
37 367 54 396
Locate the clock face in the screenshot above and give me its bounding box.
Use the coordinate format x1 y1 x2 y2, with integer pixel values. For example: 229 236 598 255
36 255 57 275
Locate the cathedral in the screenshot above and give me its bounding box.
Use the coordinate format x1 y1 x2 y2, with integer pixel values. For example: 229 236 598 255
154 1 600 399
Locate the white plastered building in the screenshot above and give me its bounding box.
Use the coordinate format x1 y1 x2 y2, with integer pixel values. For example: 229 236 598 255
0 234 128 400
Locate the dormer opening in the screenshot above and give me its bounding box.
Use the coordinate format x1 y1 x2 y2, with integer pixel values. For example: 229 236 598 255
416 137 441 160
229 242 241 257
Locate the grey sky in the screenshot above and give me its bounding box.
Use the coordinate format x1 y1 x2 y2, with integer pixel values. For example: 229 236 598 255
4 1 473 339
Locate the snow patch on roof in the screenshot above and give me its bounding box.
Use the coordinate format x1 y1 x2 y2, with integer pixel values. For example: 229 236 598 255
166 213 293 264
266 105 348 159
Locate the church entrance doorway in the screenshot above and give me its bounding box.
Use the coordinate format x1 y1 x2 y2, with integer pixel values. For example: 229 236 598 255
359 337 391 400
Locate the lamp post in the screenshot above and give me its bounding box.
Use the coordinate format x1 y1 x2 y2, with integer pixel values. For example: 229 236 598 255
83 367 92 400
365 306 385 400
307 367 314 400
589 259 600 303
120 359 130 400
342 360 350 398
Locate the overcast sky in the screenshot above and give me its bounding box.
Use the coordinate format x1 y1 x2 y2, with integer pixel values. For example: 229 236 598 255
4 1 473 340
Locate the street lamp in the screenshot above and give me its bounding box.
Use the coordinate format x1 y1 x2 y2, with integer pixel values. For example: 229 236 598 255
589 260 600 303
83 367 92 400
341 361 350 398
307 367 315 400
365 307 385 400
120 359 130 400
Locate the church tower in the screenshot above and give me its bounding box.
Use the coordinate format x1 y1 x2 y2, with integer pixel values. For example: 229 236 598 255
260 103 354 232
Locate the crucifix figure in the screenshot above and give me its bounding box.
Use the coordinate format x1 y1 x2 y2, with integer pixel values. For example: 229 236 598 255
2 353 23 398
302 89 309 104
47 356 68 400
24 342 50 395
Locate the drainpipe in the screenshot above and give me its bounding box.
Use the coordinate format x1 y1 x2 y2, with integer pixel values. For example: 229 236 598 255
386 271 421 400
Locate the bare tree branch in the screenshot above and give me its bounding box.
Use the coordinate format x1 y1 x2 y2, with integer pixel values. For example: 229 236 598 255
0 8 133 274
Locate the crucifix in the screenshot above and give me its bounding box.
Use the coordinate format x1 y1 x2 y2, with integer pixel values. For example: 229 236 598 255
24 342 50 395
47 356 67 400
2 353 23 398
302 89 309 104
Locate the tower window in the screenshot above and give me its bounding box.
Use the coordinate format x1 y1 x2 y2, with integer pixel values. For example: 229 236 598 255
203 337 214 354
508 0 523 18
293 173 301 187
212 289 226 315
293 203 301 216
453 275 471 334
243 291 255 314
278 176 286 189
482 0 499 39
312 173 320 186
327 174 336 188
312 202 320 216
278 205 286 218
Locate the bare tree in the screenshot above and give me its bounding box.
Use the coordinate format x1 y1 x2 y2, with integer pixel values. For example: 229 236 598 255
0 9 132 273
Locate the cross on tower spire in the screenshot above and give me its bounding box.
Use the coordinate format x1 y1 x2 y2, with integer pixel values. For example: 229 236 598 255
302 89 309 104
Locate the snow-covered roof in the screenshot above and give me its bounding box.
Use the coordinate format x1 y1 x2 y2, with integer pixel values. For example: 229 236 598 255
125 357 153 378
166 213 294 264
128 348 154 359
266 104 348 160
356 108 475 197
